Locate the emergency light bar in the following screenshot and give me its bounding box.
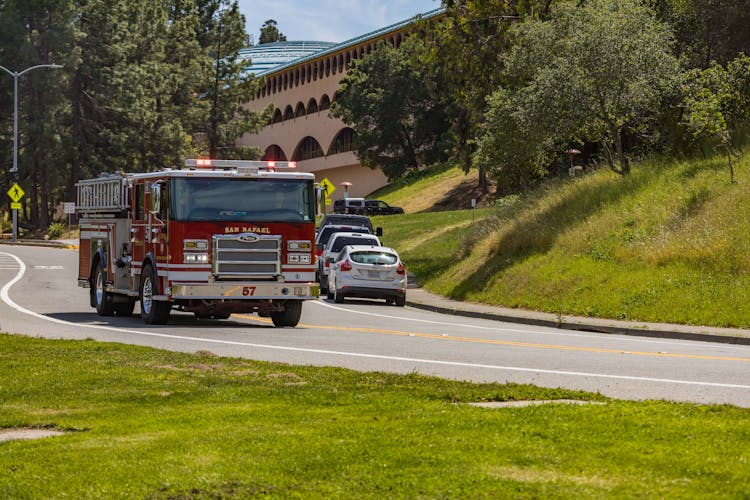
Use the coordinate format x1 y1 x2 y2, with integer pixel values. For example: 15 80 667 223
185 159 297 169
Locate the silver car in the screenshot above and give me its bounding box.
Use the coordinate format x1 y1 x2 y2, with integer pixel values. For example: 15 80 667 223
327 245 407 306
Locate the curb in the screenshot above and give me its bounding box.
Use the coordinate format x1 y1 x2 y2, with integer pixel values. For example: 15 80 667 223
405 296 750 346
0 240 78 249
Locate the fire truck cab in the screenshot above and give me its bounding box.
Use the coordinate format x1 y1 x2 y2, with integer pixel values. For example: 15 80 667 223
76 159 319 326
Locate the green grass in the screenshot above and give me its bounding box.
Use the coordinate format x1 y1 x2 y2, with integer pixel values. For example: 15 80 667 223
375 152 750 328
2 333 750 498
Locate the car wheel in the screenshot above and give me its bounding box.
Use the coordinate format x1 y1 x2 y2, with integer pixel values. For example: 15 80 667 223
395 295 406 307
334 287 345 303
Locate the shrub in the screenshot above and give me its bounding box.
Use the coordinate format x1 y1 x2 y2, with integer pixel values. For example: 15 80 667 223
47 222 66 239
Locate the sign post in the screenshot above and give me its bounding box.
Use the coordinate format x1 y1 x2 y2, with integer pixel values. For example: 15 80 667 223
7 182 24 243
64 202 76 234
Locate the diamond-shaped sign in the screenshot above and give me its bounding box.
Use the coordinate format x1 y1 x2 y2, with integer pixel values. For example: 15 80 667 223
319 178 336 196
7 183 24 203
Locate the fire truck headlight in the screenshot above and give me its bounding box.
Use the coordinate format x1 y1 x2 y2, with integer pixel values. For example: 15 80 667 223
287 240 312 251
287 253 311 264
184 239 209 251
184 253 209 264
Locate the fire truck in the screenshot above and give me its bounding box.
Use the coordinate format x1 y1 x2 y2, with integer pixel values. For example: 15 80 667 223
76 159 319 326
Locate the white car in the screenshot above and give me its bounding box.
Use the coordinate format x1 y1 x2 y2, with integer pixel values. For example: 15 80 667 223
319 232 381 293
328 245 407 306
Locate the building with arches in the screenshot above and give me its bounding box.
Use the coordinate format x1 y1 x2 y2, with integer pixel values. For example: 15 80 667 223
238 8 444 199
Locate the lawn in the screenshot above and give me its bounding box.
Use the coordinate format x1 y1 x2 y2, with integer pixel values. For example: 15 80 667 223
1 333 749 498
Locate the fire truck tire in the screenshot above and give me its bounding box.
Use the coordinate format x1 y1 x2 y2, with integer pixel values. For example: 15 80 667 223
92 260 114 316
140 263 171 325
271 300 302 327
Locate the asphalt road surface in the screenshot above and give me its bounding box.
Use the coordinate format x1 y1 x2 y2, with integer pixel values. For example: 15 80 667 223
2 245 750 407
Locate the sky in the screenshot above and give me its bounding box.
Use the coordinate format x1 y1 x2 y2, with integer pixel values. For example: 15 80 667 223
237 0 440 44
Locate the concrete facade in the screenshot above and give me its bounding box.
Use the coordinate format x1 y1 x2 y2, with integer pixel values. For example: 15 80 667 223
238 8 445 200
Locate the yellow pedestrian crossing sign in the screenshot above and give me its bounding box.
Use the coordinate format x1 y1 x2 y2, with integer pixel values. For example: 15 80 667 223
319 177 336 196
7 183 24 203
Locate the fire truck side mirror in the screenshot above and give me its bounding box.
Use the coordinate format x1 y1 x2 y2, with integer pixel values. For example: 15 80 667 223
150 182 161 214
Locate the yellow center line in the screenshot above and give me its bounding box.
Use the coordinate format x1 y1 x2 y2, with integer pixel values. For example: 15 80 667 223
233 314 750 363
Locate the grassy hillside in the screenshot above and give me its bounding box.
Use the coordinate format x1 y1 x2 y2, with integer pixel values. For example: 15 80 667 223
374 152 750 328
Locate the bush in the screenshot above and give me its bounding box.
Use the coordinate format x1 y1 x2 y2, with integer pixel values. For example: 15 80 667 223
47 222 66 239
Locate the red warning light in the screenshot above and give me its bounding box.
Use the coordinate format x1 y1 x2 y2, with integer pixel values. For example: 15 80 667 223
267 161 276 168
288 161 297 168
196 158 212 167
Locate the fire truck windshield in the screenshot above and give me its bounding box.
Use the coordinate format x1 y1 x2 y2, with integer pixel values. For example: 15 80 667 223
170 178 315 223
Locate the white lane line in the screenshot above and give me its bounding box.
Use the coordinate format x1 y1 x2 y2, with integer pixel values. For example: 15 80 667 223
313 298 750 352
1 251 749 391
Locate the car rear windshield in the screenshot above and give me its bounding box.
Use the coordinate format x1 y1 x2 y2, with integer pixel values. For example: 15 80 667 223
350 251 398 265
331 237 378 252
317 226 369 246
320 216 373 232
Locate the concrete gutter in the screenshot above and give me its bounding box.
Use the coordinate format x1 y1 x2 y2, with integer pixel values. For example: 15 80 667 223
406 288 750 346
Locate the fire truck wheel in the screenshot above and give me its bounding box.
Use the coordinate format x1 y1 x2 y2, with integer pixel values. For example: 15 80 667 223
271 300 302 327
92 260 114 316
140 263 171 325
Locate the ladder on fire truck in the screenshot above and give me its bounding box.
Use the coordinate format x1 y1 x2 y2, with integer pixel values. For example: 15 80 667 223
76 173 130 214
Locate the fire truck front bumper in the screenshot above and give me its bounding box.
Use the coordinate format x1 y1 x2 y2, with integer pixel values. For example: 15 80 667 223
169 282 319 301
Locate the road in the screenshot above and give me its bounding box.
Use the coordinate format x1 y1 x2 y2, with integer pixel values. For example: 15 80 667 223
2 245 750 407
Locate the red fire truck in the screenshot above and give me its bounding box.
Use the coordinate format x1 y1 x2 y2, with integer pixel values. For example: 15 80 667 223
76 159 319 326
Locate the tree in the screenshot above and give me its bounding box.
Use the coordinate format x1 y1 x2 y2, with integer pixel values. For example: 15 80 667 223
195 0 268 159
330 38 451 180
0 0 78 229
683 55 750 183
504 0 680 175
259 19 286 44
420 1 557 193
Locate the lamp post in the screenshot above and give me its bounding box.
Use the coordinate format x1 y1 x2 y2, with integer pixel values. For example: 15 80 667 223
0 63 63 242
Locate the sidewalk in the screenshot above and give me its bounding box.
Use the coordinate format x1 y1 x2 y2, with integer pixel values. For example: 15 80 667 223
3 238 749 345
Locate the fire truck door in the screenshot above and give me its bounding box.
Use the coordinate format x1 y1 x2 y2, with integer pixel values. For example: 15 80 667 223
147 181 168 272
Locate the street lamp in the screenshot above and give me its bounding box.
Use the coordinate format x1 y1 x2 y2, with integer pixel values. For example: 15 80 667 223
0 63 63 242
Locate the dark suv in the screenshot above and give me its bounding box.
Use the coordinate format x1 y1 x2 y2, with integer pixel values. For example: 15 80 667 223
333 198 404 215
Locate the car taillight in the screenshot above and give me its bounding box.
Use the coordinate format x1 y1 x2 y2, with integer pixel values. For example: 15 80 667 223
396 262 406 275
340 259 352 272
315 248 323 257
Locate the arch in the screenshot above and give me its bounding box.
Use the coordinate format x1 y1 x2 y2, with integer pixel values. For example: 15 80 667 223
295 101 306 118
328 127 355 156
294 68 300 86
319 94 331 111
300 66 306 85
292 136 324 161
345 52 351 67
307 98 318 114
261 144 287 162
271 108 283 124
325 58 331 77
331 56 337 75
338 54 344 72
313 63 318 81
283 105 294 121
307 64 312 83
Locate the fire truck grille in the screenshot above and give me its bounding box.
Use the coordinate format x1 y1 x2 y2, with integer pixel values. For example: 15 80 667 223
213 234 282 279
